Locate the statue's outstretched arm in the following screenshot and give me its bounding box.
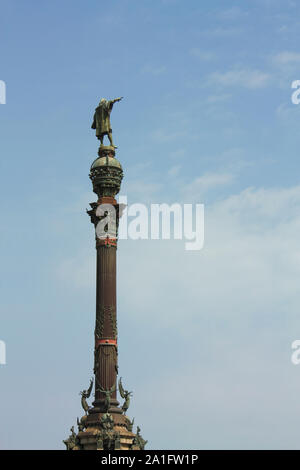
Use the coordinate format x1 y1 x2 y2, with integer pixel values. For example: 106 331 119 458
110 97 123 107
108 97 123 111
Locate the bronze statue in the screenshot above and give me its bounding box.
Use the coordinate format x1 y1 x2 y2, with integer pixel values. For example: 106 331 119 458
96 383 116 413
100 412 114 432
133 426 148 450
80 378 93 415
96 433 104 450
77 416 86 432
97 413 120 450
126 416 135 432
91 97 123 148
118 377 133 414
114 433 121 450
63 426 77 450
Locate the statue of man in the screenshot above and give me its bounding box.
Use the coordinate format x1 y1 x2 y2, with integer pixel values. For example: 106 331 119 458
91 97 123 148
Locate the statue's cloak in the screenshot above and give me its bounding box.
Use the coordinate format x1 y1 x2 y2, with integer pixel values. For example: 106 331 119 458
91 101 113 136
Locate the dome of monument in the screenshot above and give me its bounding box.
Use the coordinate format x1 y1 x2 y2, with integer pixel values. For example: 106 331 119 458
89 150 123 198
90 155 123 171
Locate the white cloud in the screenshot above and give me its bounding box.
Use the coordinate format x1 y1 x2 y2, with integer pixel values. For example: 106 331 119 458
151 128 186 143
119 182 300 329
182 172 234 202
276 101 300 124
272 51 300 66
122 180 163 202
210 67 270 89
167 165 181 177
278 24 288 33
117 182 300 448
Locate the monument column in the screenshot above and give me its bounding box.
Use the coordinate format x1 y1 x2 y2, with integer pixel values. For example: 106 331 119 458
88 146 123 414
63 98 147 451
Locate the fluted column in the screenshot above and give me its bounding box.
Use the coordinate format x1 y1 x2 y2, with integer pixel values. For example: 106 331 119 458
87 147 123 415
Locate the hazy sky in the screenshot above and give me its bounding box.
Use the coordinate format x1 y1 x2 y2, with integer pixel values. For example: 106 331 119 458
1 0 300 449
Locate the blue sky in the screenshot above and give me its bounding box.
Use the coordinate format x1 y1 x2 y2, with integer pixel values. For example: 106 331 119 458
2 0 300 449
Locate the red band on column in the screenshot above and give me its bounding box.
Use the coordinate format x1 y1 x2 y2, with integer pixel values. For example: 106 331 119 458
95 339 117 346
96 237 117 247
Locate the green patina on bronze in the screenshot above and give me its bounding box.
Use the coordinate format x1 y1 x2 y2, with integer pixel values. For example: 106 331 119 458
96 383 116 413
133 426 148 450
63 426 80 450
91 97 123 148
77 416 87 432
80 378 93 415
96 413 121 450
89 158 123 198
118 377 133 414
94 307 105 339
109 308 117 337
126 416 135 432
94 305 116 340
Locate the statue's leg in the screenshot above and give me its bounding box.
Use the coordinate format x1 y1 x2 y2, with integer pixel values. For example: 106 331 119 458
108 131 115 148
